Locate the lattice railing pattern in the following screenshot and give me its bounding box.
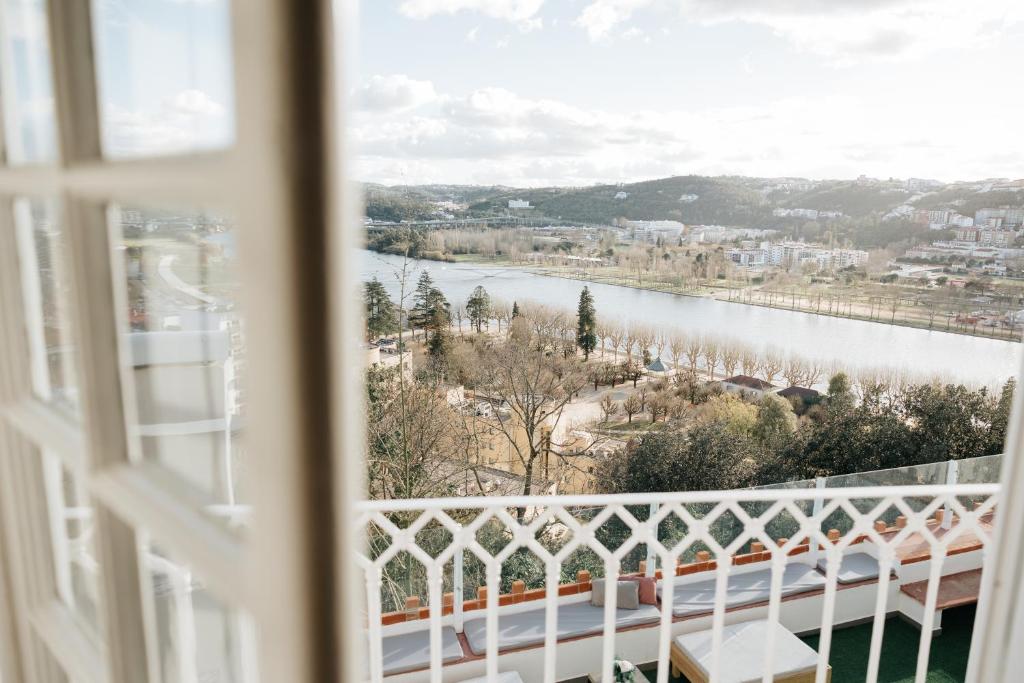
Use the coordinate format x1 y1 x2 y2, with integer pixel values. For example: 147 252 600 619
356 484 997 683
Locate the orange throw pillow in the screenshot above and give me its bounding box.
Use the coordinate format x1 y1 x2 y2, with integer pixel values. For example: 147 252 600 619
622 576 657 605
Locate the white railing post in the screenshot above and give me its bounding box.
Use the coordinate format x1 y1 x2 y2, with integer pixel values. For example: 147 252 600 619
453 549 464 632
943 459 958 529
645 502 657 577
810 477 826 564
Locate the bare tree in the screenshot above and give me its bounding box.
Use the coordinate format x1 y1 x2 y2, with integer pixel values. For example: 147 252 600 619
623 326 637 363
783 356 808 387
668 332 687 376
721 341 741 378
684 335 703 380
599 394 618 423
761 349 784 385
740 344 761 377
635 325 656 363
595 320 609 357
654 330 668 359
475 335 588 504
804 360 824 388
702 335 720 381
608 323 625 362
622 394 641 423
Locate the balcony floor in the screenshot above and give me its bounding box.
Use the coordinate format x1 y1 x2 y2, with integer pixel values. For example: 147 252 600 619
645 606 975 683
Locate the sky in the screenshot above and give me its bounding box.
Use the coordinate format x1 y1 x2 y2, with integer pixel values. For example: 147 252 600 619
1 0 234 163
354 0 1024 187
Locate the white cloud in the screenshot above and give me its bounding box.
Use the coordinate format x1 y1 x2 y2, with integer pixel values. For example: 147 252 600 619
353 74 438 113
398 0 544 30
103 88 229 156
575 0 1023 63
466 25 480 41
352 76 1024 185
574 0 651 41
167 89 225 117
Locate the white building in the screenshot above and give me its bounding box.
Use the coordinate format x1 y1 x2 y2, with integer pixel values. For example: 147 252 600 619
625 219 685 243
508 199 531 209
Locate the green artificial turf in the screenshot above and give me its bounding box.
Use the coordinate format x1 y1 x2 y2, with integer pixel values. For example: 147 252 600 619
801 606 975 683
654 606 975 683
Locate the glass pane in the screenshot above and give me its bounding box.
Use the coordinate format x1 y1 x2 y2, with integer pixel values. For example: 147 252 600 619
145 542 257 683
91 0 235 157
13 197 78 415
42 452 100 636
0 0 57 163
113 206 248 531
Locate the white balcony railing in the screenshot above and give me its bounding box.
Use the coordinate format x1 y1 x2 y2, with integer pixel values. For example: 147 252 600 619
356 480 997 683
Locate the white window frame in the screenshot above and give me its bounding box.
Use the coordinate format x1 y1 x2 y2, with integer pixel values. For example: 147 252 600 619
0 1 361 682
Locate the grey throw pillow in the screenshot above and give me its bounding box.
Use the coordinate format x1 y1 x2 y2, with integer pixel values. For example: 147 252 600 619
590 579 640 610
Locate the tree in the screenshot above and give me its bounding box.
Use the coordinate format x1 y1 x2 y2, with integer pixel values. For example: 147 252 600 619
599 394 618 423
751 394 797 452
465 285 491 333
474 336 587 502
364 278 397 341
511 301 521 319
598 425 756 493
760 349 783 384
576 287 598 359
365 366 468 500
409 271 436 337
826 372 855 413
621 394 641 423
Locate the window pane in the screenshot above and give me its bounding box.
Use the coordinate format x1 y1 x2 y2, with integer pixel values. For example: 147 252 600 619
13 197 78 415
42 452 100 636
90 0 235 157
0 0 57 163
113 206 248 531
145 542 257 683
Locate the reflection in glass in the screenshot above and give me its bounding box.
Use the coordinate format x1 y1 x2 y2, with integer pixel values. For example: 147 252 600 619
113 206 248 530
14 197 78 415
145 542 257 683
91 0 235 157
0 0 57 163
42 452 100 635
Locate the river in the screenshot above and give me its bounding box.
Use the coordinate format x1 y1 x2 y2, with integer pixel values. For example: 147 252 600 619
360 250 1021 388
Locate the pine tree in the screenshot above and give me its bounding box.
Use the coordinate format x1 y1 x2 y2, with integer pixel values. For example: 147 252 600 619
576 286 597 359
511 301 520 318
409 271 435 336
466 285 491 333
363 278 397 341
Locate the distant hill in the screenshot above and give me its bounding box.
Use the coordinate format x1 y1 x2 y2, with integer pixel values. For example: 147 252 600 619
363 176 1024 230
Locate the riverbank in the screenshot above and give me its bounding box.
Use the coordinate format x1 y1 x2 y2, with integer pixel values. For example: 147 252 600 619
529 267 1023 343
364 246 1021 343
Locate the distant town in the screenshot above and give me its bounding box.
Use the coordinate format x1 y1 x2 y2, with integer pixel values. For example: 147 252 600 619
364 174 1024 340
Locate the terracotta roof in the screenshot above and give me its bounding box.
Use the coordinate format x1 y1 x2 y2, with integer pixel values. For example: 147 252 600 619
723 375 776 390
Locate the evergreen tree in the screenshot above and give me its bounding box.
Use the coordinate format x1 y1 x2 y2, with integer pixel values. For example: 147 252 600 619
576 286 597 359
409 271 435 334
422 287 451 334
511 301 520 318
363 278 397 341
466 285 491 333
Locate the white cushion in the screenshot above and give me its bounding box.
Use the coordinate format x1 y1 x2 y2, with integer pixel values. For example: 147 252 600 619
380 626 463 676
816 552 881 584
674 619 820 683
458 673 524 683
463 601 660 655
659 564 826 617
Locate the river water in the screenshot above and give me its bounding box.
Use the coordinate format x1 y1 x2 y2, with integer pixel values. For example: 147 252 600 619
360 250 1021 388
